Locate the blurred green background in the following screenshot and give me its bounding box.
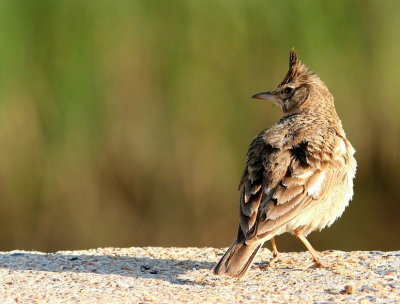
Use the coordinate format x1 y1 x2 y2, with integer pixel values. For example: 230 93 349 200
0 1 399 253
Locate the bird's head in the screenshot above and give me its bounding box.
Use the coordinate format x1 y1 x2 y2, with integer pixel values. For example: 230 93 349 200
253 49 332 115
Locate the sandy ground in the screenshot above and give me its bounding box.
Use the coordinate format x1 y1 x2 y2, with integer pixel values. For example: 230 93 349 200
0 247 399 303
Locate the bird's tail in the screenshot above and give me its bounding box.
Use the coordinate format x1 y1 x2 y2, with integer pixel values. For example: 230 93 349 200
213 240 264 277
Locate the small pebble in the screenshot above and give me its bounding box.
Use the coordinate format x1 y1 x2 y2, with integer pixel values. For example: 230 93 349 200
345 284 355 294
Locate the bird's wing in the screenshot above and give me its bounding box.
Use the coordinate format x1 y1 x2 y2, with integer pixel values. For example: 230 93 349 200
238 130 273 239
238 129 353 242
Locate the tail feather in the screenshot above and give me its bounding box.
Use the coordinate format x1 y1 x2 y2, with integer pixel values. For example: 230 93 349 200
213 240 263 277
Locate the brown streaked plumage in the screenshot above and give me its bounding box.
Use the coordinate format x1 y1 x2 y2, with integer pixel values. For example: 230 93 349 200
213 49 357 278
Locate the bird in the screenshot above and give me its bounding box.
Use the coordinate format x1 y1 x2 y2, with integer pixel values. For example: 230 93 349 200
213 49 357 278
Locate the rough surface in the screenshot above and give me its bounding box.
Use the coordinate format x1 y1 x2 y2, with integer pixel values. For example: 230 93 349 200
0 247 399 303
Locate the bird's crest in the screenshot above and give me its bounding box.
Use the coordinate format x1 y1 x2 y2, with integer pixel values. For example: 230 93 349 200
279 49 310 86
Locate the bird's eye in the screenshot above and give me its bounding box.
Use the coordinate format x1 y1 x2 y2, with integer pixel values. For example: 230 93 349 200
284 87 293 95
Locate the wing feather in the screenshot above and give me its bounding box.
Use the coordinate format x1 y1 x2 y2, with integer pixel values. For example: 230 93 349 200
237 126 355 243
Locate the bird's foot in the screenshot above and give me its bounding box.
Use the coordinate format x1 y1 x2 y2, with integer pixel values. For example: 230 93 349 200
300 257 330 270
269 255 295 267
258 255 295 270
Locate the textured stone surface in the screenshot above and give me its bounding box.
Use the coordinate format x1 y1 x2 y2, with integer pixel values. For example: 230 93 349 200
0 247 399 303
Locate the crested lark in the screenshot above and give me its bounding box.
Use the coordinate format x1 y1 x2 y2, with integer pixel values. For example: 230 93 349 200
213 49 357 277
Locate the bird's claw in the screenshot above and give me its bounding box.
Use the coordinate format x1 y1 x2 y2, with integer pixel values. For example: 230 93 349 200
300 258 330 270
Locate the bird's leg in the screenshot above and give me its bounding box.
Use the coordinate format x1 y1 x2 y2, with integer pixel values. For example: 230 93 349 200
261 238 294 269
294 230 330 269
268 238 283 266
271 237 279 258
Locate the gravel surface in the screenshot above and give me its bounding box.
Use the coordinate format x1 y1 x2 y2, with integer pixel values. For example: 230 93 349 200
0 247 399 303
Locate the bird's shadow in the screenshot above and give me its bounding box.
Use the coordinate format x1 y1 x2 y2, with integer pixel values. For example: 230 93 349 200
0 251 217 286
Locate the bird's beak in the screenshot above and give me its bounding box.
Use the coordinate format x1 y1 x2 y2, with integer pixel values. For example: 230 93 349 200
251 91 277 101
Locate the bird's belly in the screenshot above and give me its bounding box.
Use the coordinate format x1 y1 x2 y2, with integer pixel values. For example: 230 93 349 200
286 177 353 236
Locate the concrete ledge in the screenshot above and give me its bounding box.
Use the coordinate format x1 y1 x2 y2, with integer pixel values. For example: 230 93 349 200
1 247 399 303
